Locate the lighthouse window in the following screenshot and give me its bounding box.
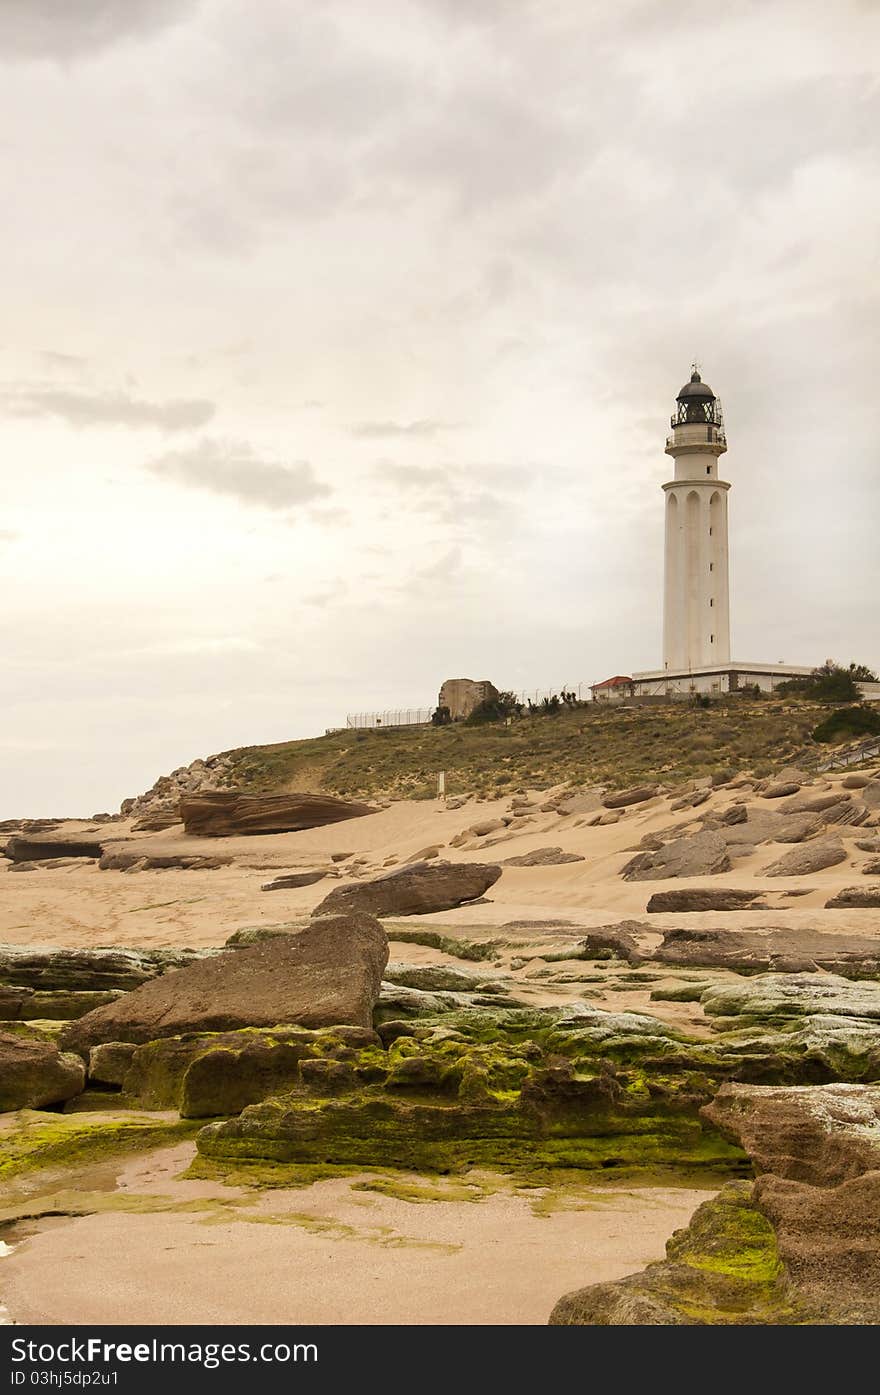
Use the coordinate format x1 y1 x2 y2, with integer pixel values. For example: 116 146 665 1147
709 527 713 536
710 599 714 607
706 466 711 475
710 634 715 643
709 562 714 571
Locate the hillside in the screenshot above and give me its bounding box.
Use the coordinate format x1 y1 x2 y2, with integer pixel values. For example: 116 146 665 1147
214 697 832 802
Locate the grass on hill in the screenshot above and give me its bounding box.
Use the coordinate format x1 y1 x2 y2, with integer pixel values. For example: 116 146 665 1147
220 698 830 802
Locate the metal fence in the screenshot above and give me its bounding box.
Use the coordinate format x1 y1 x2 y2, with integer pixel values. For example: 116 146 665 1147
345 708 434 730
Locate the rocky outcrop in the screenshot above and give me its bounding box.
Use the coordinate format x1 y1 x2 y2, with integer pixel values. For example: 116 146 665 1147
700 973 880 1024
549 1182 799 1325
116 1024 378 1118
61 913 389 1050
761 781 801 799
654 926 880 977
120 753 236 819
179 791 376 837
98 851 233 872
0 944 211 992
438 678 499 721
0 1030 85 1111
703 1082 880 1185
826 884 880 908
261 871 328 891
764 839 847 877
703 1083 880 1324
602 785 658 810
646 889 766 913
383 962 508 994
4 836 104 863
312 861 502 918
503 848 585 867
0 989 124 1021
622 830 731 882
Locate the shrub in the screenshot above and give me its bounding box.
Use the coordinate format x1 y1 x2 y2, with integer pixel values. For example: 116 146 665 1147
778 661 878 704
465 691 523 725
812 705 880 745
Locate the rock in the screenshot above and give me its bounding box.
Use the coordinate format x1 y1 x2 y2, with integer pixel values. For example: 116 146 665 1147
761 781 801 799
703 1082 880 1185
122 1024 378 1117
88 1041 138 1086
778 791 849 815
555 789 604 816
99 851 233 871
622 830 731 882
700 973 880 1024
260 871 327 891
569 923 647 966
311 860 502 918
843 774 872 790
826 884 880 908
669 789 711 811
856 838 880 853
503 847 585 867
863 859 880 876
719 804 748 825
0 944 213 992
4 836 104 863
764 839 847 877
602 785 658 809
25 990 125 1020
0 985 34 1020
60 913 389 1050
862 781 880 809
549 1181 799 1326
383 963 508 994
130 811 182 833
702 1082 880 1323
405 846 442 863
179 791 377 838
717 808 821 847
655 926 880 978
646 889 766 913
0 1030 85 1111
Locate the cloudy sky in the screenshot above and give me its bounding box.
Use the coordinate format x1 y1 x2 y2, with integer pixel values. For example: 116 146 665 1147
1 0 878 818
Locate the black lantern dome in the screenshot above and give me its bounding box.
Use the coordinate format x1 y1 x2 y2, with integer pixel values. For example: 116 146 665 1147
671 366 725 432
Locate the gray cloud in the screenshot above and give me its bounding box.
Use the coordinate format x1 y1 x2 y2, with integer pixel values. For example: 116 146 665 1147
348 420 459 439
0 0 200 60
0 385 215 432
146 438 333 510
38 350 89 374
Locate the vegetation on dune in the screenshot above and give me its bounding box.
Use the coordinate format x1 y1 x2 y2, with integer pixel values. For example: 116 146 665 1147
812 704 880 745
219 698 831 801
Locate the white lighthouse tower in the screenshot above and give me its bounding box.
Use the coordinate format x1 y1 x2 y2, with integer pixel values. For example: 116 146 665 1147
662 367 730 671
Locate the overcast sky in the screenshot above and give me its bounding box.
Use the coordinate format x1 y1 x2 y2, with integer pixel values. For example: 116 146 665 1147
1 0 878 818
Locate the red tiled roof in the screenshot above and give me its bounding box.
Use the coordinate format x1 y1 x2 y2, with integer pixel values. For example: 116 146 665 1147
591 675 634 689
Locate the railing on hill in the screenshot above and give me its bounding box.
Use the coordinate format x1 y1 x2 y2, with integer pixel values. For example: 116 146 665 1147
816 736 880 772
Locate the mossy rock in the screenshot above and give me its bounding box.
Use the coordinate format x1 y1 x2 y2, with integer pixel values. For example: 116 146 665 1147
0 1109 198 1183
549 1182 809 1324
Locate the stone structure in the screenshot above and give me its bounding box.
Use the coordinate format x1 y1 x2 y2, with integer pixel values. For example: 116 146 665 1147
438 678 499 721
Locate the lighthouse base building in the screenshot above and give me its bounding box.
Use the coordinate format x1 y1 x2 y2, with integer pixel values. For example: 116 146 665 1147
627 368 813 700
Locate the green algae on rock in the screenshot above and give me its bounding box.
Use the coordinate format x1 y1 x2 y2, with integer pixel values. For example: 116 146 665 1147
0 1109 199 1184
549 1181 806 1325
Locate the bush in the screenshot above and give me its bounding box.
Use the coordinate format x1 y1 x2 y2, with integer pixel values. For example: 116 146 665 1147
812 705 880 745
465 691 523 725
778 660 878 704
431 705 452 727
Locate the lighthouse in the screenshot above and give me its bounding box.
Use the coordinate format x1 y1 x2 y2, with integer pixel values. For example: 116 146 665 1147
662 367 730 671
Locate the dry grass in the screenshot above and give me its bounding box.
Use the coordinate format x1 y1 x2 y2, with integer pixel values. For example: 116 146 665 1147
220 698 828 800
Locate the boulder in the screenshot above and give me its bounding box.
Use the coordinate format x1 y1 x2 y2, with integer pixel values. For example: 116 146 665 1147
862 781 880 809
60 913 388 1051
260 871 327 891
646 888 766 913
130 811 182 833
778 791 849 815
826 884 880 908
0 944 212 992
88 1041 138 1086
622 830 731 882
717 809 820 847
383 962 508 994
311 860 502 918
4 836 104 863
764 839 847 877
655 926 880 977
843 774 872 790
0 1030 85 1111
602 785 658 810
761 782 801 799
856 838 880 853
702 1082 880 1186
503 848 585 867
179 791 376 837
549 1182 799 1326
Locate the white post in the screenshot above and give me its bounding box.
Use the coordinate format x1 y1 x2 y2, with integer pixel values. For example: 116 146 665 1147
437 771 446 801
